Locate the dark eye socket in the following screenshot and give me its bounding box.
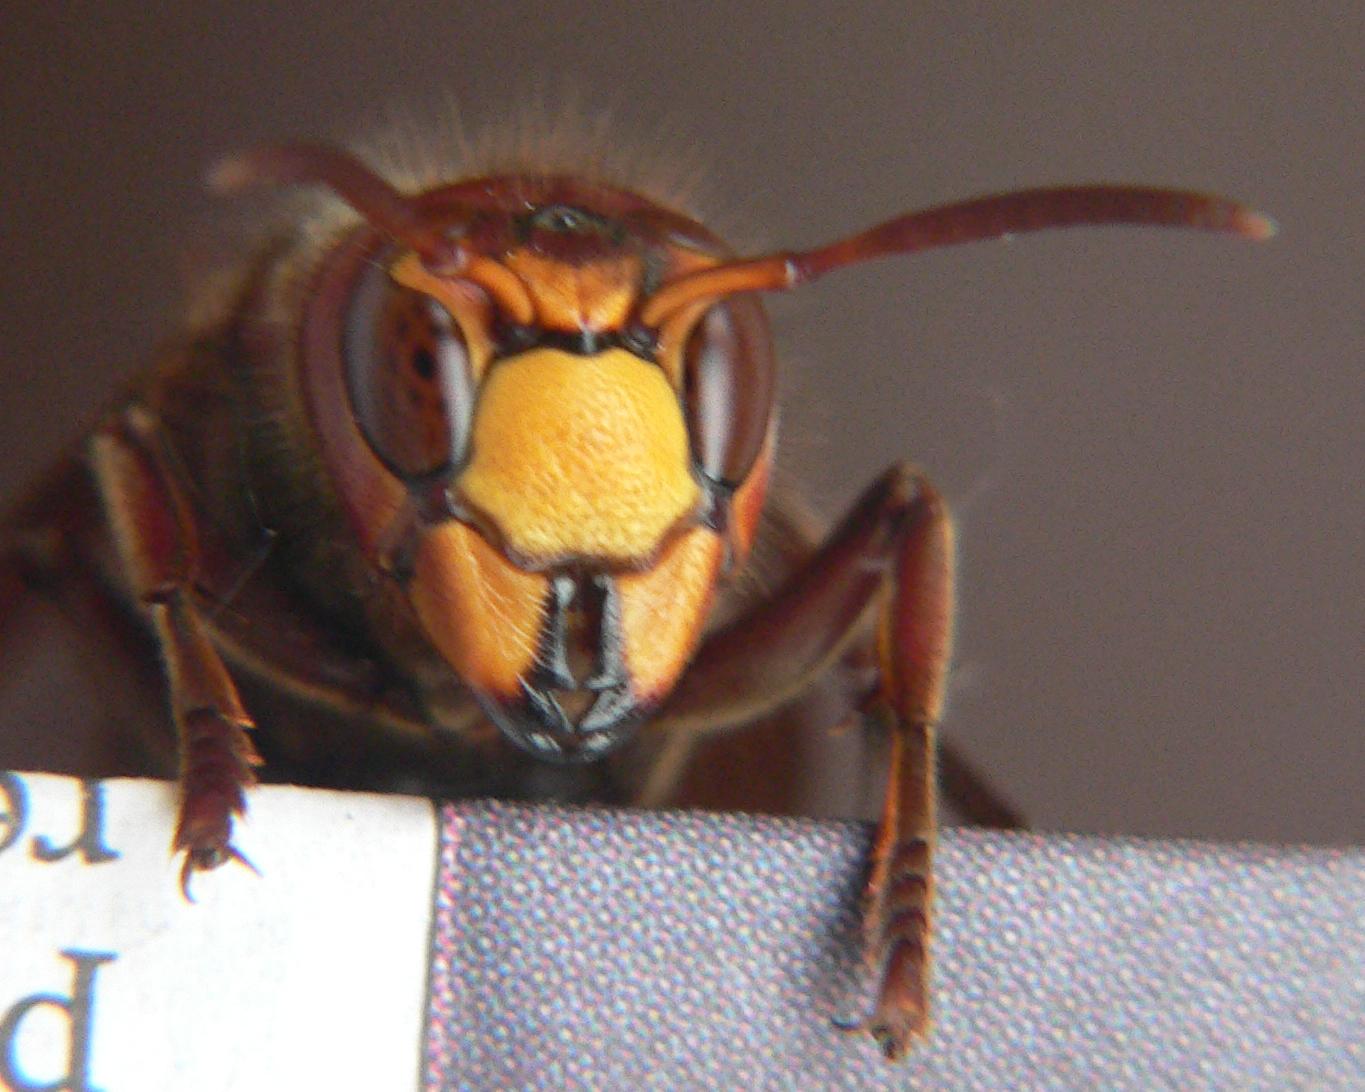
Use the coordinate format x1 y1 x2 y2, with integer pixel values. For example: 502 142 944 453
343 260 474 480
683 296 776 490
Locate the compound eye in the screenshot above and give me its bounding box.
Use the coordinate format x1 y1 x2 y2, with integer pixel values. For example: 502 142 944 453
682 295 776 490
344 258 475 480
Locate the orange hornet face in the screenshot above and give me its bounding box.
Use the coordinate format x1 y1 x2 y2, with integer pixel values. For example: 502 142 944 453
263 144 1273 763
297 176 777 761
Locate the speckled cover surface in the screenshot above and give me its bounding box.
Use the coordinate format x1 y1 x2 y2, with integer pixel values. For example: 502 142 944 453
423 802 1364 1090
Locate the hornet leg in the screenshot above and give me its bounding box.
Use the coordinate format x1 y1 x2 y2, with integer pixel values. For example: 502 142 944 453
91 406 262 895
654 465 963 1056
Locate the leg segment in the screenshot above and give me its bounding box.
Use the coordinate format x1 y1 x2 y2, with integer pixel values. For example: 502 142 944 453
91 406 261 892
656 472 903 733
652 464 959 1057
853 478 952 1057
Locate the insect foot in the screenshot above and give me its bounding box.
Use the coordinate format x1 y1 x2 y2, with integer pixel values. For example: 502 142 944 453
173 708 263 900
846 835 934 1059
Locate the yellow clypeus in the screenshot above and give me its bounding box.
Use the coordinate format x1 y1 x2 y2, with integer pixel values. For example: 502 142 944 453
457 348 699 565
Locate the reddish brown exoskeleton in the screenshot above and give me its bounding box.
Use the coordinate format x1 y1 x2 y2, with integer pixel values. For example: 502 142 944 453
0 133 1271 1058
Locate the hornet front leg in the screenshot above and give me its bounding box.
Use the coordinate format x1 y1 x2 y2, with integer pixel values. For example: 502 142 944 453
91 406 262 895
655 465 957 1058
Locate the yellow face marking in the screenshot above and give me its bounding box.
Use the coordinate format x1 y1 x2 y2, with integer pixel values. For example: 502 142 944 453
616 527 724 703
408 521 548 697
457 347 700 566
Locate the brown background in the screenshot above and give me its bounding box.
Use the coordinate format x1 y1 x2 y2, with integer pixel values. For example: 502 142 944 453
1 4 1359 844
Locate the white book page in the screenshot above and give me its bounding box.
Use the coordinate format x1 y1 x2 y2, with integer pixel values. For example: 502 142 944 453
0 772 438 1092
